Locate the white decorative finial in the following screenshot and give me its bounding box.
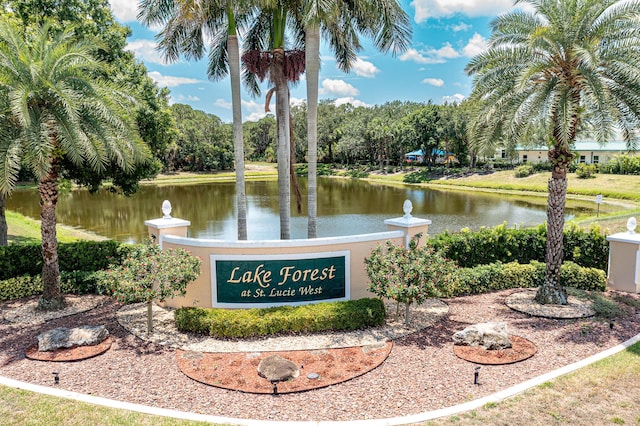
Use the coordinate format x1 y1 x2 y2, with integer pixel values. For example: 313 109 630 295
162 200 172 219
627 217 636 234
403 199 413 219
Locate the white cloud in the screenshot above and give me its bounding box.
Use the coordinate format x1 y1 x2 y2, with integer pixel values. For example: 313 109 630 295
400 43 460 64
126 40 166 65
442 93 466 104
215 99 232 109
400 48 434 64
109 0 138 22
290 97 306 108
352 59 380 78
148 71 202 87
172 94 201 103
319 79 359 97
334 97 371 108
411 0 521 23
422 78 445 87
463 33 488 57
431 42 460 59
242 100 269 121
450 22 471 32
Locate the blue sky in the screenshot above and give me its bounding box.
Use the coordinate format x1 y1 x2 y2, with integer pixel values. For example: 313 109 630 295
107 0 530 123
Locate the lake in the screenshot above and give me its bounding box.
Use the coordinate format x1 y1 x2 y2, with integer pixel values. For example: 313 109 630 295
6 177 601 243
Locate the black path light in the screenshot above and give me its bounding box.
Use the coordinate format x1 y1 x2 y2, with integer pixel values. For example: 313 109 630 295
474 366 481 385
52 371 59 385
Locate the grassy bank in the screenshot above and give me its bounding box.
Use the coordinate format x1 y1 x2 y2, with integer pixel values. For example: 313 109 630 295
422 169 640 202
6 210 106 244
2 341 638 425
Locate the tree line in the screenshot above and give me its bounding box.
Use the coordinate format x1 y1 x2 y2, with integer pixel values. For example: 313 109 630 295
164 99 473 173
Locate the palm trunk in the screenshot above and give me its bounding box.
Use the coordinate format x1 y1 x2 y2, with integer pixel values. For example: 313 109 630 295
228 33 248 240
0 193 7 246
37 157 64 311
535 147 570 305
306 23 320 239
273 48 291 240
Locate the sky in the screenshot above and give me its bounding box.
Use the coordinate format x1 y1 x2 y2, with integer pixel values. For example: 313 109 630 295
107 0 531 123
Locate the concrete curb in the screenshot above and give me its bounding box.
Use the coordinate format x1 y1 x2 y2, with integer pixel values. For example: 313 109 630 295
1 332 639 426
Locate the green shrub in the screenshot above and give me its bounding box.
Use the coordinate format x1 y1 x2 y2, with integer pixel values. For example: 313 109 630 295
599 154 640 175
452 260 605 296
403 169 432 183
0 271 101 302
532 161 552 172
514 165 534 178
96 239 201 334
365 235 458 324
0 240 126 280
427 223 608 270
576 163 597 179
175 298 386 338
345 166 369 179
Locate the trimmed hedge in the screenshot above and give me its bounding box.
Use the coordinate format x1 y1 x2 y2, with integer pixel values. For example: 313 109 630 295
175 298 386 338
0 271 101 302
453 260 606 296
427 223 608 270
0 240 129 280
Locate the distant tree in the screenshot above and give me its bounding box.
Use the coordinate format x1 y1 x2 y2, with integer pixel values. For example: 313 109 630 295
244 115 277 161
169 104 233 171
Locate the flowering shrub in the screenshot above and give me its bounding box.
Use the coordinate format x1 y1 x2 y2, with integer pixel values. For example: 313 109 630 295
97 239 201 333
365 234 458 325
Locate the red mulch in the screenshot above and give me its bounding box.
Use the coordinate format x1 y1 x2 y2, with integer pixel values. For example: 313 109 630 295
176 342 393 394
453 335 537 365
25 337 113 362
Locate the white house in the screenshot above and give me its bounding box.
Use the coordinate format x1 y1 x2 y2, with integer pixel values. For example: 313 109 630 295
512 141 634 165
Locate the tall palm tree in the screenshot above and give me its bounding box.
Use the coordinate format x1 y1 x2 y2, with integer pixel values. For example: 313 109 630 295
0 20 148 310
466 0 640 304
302 0 411 238
139 0 254 240
242 2 306 240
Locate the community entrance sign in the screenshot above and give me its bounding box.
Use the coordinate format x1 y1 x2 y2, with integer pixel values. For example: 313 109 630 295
211 252 350 307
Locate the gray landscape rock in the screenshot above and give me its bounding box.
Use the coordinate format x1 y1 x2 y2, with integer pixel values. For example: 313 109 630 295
452 322 512 350
257 354 300 382
37 325 109 352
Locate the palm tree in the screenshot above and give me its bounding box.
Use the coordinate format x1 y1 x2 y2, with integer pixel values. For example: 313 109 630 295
302 0 411 238
466 0 640 304
138 0 254 240
242 2 306 240
0 20 148 310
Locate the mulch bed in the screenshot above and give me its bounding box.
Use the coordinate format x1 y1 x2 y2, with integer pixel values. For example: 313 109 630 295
453 335 537 365
25 337 113 362
176 342 393 394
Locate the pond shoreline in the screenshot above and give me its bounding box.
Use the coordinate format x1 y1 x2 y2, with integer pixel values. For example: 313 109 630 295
7 168 640 242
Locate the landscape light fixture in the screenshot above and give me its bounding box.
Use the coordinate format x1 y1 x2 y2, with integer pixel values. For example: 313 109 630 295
474 366 481 385
52 372 59 385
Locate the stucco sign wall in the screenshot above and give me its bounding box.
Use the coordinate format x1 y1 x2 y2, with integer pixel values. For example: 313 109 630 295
211 251 350 307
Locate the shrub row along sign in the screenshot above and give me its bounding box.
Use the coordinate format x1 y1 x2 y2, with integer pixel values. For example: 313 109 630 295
211 252 349 307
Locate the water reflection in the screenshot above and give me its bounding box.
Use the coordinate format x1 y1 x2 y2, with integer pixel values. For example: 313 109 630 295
7 177 590 243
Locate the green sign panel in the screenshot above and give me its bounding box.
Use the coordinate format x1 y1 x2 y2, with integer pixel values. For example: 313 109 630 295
212 252 348 306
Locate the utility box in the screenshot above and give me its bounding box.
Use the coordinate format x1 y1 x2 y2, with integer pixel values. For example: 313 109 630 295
606 231 640 293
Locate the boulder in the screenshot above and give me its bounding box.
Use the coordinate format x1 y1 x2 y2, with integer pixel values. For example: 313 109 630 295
452 322 512 350
37 325 109 352
257 355 300 383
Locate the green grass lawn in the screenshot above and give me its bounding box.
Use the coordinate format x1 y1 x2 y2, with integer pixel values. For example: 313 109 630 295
6 210 106 244
424 169 640 201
